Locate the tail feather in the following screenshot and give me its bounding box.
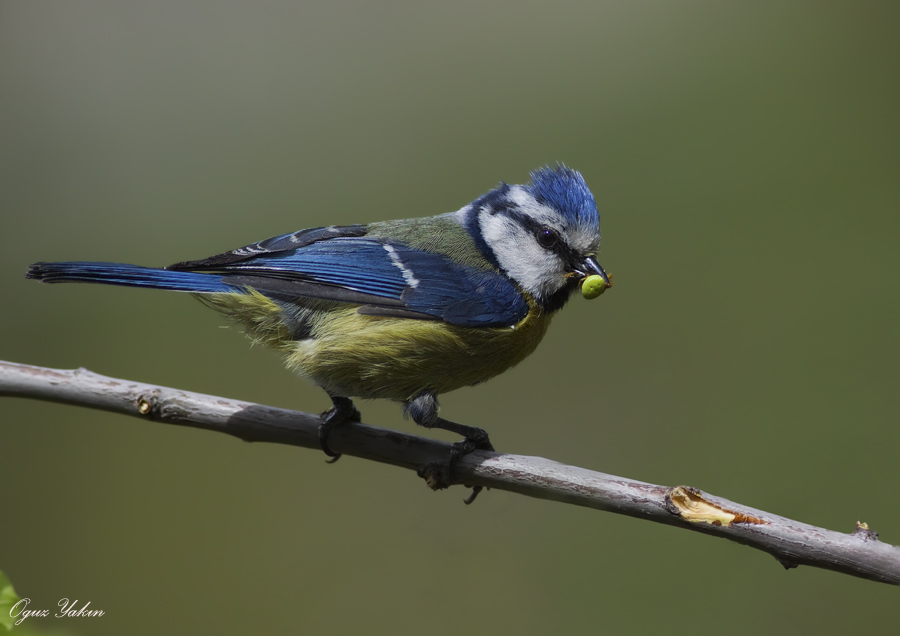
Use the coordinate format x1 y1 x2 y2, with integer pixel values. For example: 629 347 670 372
26 261 237 294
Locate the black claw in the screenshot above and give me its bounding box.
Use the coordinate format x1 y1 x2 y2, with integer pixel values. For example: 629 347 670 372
447 431 494 503
447 440 471 482
463 486 483 505
318 395 361 462
318 422 343 462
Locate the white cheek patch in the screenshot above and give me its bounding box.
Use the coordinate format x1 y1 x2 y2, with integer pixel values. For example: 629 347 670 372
383 244 420 288
479 212 566 299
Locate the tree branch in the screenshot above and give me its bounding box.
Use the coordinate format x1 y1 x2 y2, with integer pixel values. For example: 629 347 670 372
2 359 898 585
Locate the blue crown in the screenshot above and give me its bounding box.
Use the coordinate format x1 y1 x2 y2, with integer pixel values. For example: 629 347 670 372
527 165 598 231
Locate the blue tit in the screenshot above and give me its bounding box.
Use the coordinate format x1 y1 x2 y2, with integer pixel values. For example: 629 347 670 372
26 165 610 498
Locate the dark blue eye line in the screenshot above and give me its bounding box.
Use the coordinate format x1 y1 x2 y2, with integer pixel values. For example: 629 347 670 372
474 197 579 264
528 222 581 267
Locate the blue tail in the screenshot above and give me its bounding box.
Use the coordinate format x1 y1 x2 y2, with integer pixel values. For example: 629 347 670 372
26 261 238 294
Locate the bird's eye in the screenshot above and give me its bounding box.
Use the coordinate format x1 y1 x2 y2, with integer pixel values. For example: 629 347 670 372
536 227 559 249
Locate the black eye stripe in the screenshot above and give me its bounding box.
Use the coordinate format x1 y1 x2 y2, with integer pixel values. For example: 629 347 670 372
489 204 582 265
495 206 556 239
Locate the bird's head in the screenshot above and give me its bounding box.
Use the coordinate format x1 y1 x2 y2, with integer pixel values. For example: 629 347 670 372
465 165 609 312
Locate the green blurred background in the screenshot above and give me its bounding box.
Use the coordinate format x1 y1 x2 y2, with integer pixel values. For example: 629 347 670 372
2 1 898 633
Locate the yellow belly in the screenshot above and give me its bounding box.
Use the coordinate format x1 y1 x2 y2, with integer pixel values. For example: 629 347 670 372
198 289 553 403
286 303 553 402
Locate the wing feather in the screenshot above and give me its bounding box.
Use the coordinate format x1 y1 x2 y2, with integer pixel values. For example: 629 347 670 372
174 235 528 327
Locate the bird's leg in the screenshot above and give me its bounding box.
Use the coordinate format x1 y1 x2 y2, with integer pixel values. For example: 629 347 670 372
319 393 361 463
405 392 494 504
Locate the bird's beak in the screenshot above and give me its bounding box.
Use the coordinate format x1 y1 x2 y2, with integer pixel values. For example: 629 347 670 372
577 256 610 287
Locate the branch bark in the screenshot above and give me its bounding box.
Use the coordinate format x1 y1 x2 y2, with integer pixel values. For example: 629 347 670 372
2 359 898 585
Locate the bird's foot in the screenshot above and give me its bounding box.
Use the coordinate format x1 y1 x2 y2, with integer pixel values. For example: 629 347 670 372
405 394 494 504
448 428 494 505
318 396 361 463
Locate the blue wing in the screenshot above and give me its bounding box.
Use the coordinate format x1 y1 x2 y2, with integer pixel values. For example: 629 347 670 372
28 225 529 327
205 237 529 328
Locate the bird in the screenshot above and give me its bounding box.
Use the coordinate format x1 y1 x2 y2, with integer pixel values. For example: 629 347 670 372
26 165 610 502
